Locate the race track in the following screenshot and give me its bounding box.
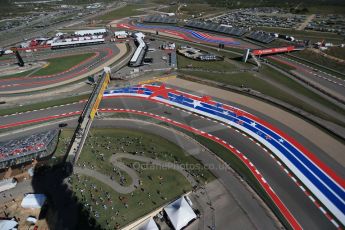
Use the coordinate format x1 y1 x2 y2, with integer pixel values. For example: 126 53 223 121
1 83 343 229
0 43 126 94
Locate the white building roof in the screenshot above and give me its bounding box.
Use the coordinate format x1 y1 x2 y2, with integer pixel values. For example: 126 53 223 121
21 193 46 209
136 218 159 230
0 219 18 230
114 30 128 36
74 29 106 36
164 197 197 230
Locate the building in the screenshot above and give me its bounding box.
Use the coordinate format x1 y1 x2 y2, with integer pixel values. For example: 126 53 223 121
198 54 218 61
162 42 175 50
114 30 128 39
21 193 47 209
0 129 59 169
177 46 222 61
129 32 147 67
74 28 107 36
164 196 197 230
135 218 159 230
0 219 18 230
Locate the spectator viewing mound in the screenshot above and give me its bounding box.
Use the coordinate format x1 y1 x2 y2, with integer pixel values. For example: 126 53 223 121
0 129 60 170
66 128 214 229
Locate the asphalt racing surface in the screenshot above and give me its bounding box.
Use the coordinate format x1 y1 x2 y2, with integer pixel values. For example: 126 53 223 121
0 94 341 229
0 44 119 93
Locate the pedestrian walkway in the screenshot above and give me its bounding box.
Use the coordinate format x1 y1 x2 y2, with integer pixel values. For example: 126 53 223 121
74 153 197 194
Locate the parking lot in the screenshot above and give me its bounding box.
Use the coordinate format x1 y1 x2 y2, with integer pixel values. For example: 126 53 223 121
114 38 175 80
208 7 307 29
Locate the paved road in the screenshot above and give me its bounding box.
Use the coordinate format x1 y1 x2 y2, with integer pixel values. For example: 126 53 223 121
0 43 126 94
297 14 316 30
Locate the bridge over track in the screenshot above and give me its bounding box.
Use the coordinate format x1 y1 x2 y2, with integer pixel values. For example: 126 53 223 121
65 67 111 169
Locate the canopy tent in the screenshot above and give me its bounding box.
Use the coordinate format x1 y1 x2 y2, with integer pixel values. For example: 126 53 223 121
164 197 197 230
136 218 159 230
21 193 46 209
0 219 18 230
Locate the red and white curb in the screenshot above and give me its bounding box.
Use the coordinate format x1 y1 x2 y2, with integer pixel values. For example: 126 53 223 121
0 111 81 129
0 99 87 118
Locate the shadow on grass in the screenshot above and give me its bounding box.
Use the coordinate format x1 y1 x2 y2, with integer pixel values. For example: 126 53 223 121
31 162 102 230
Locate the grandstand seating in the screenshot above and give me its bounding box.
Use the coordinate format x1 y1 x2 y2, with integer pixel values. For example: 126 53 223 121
185 20 248 36
246 31 276 44
0 129 60 169
143 15 178 24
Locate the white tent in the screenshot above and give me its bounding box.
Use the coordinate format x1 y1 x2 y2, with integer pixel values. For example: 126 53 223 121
136 218 159 230
0 219 18 230
21 194 46 209
164 197 197 230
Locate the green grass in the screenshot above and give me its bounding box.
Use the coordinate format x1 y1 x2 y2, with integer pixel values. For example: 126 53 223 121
48 129 75 166
0 68 38 79
179 70 344 126
0 94 89 116
78 128 214 186
179 70 277 89
291 49 345 77
177 54 236 70
34 53 94 76
324 47 345 60
307 5 345 14
71 165 192 229
96 4 148 21
0 56 13 60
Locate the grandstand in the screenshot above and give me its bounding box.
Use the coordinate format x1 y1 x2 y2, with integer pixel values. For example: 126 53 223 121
169 52 177 68
0 130 60 170
74 29 107 36
185 20 247 37
129 32 147 67
143 15 178 24
50 37 105 49
246 31 276 44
